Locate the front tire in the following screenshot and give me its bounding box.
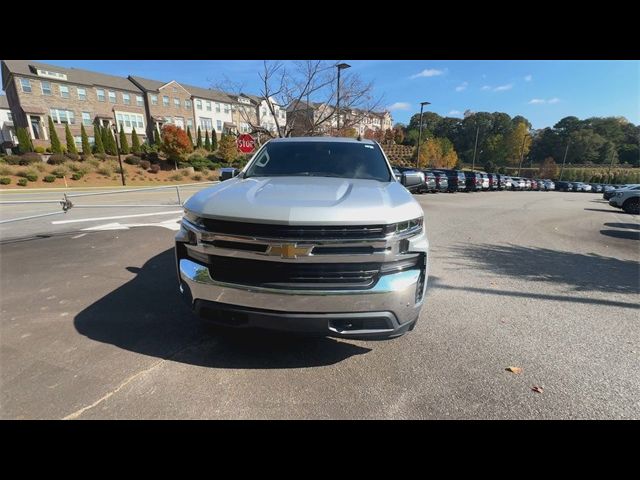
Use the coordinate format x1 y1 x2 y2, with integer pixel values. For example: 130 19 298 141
622 198 640 215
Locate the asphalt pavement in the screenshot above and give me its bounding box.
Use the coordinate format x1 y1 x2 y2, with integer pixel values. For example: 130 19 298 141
1 190 638 419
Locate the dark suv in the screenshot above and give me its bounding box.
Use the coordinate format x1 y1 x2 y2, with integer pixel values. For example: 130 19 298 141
487 173 500 190
555 181 574 192
435 169 466 192
464 171 482 192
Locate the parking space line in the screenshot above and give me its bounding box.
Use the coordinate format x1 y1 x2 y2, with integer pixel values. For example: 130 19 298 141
51 210 183 224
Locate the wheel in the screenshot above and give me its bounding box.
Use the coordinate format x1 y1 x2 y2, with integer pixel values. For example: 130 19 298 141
622 198 640 215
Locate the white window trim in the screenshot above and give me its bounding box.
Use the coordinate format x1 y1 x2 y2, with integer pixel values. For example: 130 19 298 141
123 93 131 105
97 89 106 102
59 85 70 98
41 81 52 95
20 78 32 93
136 95 144 106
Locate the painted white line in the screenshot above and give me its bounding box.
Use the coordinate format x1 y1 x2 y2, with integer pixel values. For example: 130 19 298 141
51 210 182 225
71 233 87 239
82 218 181 232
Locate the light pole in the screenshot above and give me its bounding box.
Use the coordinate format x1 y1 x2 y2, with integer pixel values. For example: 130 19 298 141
416 101 431 168
558 142 569 180
335 63 351 132
517 133 530 176
111 110 126 186
471 124 480 170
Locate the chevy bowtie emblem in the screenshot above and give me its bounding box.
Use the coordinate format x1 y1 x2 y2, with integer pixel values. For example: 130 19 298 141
268 243 311 259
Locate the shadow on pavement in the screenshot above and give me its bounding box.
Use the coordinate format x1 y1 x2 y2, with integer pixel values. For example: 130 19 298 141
74 248 371 369
584 208 628 214
604 223 640 231
600 229 640 241
450 243 640 294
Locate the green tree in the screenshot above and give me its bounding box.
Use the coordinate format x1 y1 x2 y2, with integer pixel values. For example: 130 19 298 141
119 124 130 154
47 117 63 154
16 127 33 154
196 126 203 149
210 129 218 151
93 124 105 154
204 130 211 151
503 122 530 166
187 126 194 147
65 124 77 155
80 124 91 155
101 124 110 152
539 157 559 179
218 132 238 163
483 161 495 173
130 127 141 154
105 128 117 155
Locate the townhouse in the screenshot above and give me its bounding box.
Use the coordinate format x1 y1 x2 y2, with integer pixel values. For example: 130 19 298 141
1 60 147 151
0 95 17 152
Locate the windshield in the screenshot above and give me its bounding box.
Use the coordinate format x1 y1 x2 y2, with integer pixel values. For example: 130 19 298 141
244 141 392 182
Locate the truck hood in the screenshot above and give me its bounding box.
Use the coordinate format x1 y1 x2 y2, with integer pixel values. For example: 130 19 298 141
184 176 423 225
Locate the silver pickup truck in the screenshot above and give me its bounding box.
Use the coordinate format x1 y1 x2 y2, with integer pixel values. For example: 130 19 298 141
175 137 429 339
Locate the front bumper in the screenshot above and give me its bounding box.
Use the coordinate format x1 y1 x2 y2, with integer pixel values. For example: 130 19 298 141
609 198 623 208
177 256 427 339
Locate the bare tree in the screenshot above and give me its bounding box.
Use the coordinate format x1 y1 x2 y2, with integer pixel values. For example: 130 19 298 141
214 60 383 139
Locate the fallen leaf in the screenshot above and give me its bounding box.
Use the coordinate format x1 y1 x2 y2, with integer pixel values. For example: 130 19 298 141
531 386 544 394
505 367 523 374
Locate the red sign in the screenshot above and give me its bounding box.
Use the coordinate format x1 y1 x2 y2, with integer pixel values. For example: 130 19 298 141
237 134 255 153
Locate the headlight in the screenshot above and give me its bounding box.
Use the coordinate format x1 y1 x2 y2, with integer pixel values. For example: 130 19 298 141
384 217 423 236
183 210 204 227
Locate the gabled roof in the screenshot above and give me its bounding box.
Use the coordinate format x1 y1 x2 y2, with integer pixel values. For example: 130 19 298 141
0 95 9 109
3 60 142 92
184 84 236 104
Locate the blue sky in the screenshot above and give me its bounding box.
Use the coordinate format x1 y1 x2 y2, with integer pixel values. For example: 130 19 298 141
15 60 640 128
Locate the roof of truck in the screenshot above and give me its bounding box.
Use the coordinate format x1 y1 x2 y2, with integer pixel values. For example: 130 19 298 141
268 136 376 144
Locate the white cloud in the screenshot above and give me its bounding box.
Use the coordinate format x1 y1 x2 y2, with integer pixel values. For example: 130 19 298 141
455 82 468 92
528 97 560 105
449 110 462 116
410 68 445 79
388 102 411 111
524 74 533 82
481 85 491 90
493 84 513 92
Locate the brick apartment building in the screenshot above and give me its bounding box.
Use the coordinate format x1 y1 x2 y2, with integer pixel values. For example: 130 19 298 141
1 60 147 151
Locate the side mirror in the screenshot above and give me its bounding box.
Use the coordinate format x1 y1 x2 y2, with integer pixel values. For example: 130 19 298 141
402 171 424 187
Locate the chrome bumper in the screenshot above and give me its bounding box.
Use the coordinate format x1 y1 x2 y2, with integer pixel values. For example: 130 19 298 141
177 257 426 333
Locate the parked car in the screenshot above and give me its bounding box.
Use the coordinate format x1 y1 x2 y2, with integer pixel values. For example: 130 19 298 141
510 177 525 190
479 172 490 190
608 186 640 214
463 171 483 191
177 136 428 339
555 181 574 192
590 184 604 193
530 179 539 190
604 184 640 200
523 179 532 190
435 169 466 192
432 171 449 192
496 174 509 190
540 180 555 191
487 173 500 190
420 171 438 193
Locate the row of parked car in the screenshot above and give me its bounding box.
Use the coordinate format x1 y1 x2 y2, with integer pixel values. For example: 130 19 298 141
603 184 640 214
391 167 557 193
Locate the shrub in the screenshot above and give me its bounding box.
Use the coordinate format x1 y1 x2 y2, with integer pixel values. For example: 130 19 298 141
187 153 214 172
47 154 67 165
43 175 56 183
17 178 28 186
35 146 46 154
192 174 202 181
140 160 151 170
71 173 83 180
34 162 47 172
51 166 69 178
0 165 14 176
17 127 34 153
86 158 100 168
124 155 141 165
207 174 218 181
26 172 38 182
0 177 10 185
4 155 22 165
95 153 107 161
48 117 63 154
19 152 42 165
169 173 184 181
149 164 160 174
97 165 113 176
65 161 91 176
65 153 80 161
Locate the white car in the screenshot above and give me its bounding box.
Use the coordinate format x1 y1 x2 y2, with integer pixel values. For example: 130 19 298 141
609 186 640 214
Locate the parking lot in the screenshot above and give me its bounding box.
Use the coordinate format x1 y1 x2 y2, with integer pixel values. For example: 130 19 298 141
1 190 638 419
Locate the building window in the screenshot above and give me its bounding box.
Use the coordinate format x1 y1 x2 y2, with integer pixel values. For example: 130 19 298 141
20 78 32 93
185 99 192 110
137 117 143 129
215 103 220 113
186 119 193 128
7 112 13 122
82 112 92 126
216 120 222 132
224 104 229 114
108 91 116 103
50 108 75 125
123 93 131 105
241 122 250 133
196 99 202 110
174 98 180 108
97 89 105 102
136 95 144 106
200 117 212 131
206 101 211 111
165 116 173 124
40 81 52 96
115 112 144 132
59 85 69 98
151 94 158 105
77 88 87 100
163 96 169 106
261 108 266 117
280 110 285 119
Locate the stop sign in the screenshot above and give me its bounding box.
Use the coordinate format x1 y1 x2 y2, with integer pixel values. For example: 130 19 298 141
237 134 255 153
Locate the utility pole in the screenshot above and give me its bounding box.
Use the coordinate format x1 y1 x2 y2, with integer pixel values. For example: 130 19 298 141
559 142 569 180
517 134 529 176
111 112 126 186
416 101 431 169
607 146 617 183
471 124 479 170
335 63 351 132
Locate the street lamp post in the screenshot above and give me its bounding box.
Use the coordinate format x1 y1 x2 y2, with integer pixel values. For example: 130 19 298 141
517 133 530 176
111 111 126 186
558 142 570 180
471 124 480 170
416 101 431 168
335 63 351 132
